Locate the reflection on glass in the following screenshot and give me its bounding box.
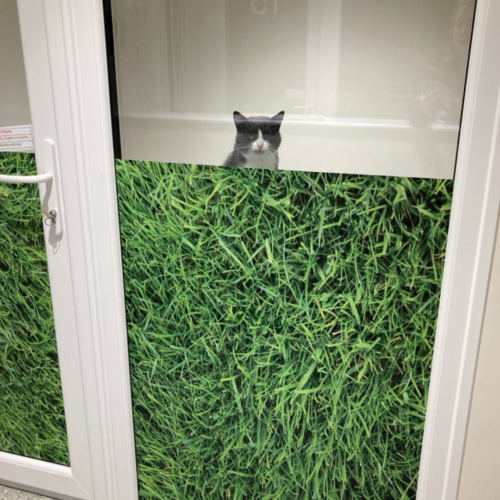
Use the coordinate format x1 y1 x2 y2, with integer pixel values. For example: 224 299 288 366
0 154 69 465
417 2 475 125
111 0 474 178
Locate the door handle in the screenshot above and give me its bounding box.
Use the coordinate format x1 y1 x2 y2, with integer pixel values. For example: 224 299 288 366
0 172 53 184
0 140 64 235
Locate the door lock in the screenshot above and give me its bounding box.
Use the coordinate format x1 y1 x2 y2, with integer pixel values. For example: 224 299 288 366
42 210 57 227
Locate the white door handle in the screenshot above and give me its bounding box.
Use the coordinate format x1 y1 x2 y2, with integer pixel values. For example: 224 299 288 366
0 140 64 235
0 172 53 184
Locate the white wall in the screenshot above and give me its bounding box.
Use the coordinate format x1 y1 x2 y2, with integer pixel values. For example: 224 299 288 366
458 219 500 500
112 0 474 178
0 0 31 127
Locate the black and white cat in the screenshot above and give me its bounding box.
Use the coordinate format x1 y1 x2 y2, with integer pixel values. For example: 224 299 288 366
224 111 285 169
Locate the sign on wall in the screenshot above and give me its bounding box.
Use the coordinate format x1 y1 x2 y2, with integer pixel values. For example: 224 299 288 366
0 125 34 152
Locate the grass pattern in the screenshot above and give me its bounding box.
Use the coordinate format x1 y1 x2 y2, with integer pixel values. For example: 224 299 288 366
117 161 452 499
0 152 69 465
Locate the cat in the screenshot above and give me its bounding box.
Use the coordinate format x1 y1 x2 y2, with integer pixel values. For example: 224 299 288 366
224 111 285 169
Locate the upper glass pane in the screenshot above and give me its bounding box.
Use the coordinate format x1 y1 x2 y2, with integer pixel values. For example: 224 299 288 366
0 0 31 127
111 0 474 178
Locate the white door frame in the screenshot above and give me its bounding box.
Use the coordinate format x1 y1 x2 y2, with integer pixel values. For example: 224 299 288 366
0 1 137 499
0 0 498 499
417 0 500 497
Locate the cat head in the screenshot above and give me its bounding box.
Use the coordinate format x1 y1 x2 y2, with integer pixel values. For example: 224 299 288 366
232 111 285 156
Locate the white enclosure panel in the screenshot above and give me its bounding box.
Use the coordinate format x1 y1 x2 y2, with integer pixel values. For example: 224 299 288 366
120 114 458 178
458 219 500 499
112 0 474 178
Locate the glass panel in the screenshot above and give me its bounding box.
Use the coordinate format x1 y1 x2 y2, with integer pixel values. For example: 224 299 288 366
0 86 69 473
117 161 452 498
111 0 459 495
0 153 69 465
111 0 474 178
0 0 68 465
0 0 31 127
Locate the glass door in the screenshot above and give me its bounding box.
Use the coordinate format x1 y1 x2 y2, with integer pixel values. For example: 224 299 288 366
0 1 137 499
106 0 475 498
104 0 500 499
0 0 69 467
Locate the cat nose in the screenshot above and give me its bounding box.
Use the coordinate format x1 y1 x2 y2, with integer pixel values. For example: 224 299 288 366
256 139 264 149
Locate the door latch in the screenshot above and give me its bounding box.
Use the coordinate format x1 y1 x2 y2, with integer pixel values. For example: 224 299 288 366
42 210 57 227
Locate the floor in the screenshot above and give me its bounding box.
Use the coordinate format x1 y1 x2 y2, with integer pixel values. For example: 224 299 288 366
0 486 54 500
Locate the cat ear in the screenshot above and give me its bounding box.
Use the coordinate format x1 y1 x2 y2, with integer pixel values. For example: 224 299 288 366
233 111 248 124
271 111 285 128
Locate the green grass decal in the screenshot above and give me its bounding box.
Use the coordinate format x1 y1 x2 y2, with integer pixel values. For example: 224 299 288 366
0 153 69 465
117 161 452 499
